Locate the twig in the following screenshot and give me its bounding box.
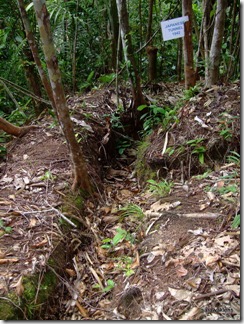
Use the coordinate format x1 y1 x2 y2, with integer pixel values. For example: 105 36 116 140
193 288 230 301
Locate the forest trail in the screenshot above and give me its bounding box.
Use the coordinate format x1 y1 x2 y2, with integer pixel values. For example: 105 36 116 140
0 82 240 320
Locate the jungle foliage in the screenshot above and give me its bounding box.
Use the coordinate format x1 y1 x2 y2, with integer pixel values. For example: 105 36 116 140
0 0 240 123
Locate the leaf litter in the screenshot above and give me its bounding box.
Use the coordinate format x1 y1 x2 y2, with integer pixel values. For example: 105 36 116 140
0 83 240 320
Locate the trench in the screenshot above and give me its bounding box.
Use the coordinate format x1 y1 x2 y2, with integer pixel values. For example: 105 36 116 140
31 113 141 320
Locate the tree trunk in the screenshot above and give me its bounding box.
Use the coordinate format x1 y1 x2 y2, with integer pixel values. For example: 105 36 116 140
23 47 45 116
108 0 120 71
145 0 158 83
71 0 79 93
17 0 56 112
146 46 158 83
206 0 227 87
116 0 146 116
146 0 154 44
182 0 195 89
0 117 36 137
202 0 215 83
177 38 183 82
33 0 91 193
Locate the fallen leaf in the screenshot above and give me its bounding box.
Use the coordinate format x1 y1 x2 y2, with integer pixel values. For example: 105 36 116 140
15 276 24 296
176 265 188 277
155 291 165 300
184 277 201 290
31 238 48 248
188 228 203 235
131 251 140 269
28 218 37 228
100 206 111 214
168 287 193 302
77 281 86 297
225 285 240 296
206 191 216 201
179 307 201 320
199 203 209 211
0 200 11 205
217 180 225 188
205 254 220 266
0 258 19 264
65 268 76 277
214 235 233 247
120 189 133 198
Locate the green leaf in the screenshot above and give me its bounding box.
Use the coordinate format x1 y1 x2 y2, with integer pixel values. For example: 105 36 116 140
137 104 148 111
101 244 111 249
152 107 165 115
26 2 34 11
199 152 204 164
87 71 95 83
231 214 240 229
112 228 127 246
103 279 115 292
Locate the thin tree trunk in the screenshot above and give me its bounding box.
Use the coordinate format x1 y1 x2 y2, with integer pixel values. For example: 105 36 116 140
116 0 146 115
177 38 183 82
182 0 195 89
33 0 91 193
206 0 227 87
23 47 45 115
226 24 240 81
71 0 79 93
108 0 120 70
17 0 56 112
146 0 154 44
146 0 158 83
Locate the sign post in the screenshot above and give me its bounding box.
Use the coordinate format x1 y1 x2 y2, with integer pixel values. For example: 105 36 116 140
160 16 189 41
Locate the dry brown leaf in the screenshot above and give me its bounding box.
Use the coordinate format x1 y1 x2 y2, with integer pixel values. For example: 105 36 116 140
100 262 115 271
217 180 225 188
199 203 209 211
65 268 76 277
184 277 201 290
131 251 140 269
205 254 220 266
168 287 193 302
77 281 86 297
28 218 37 228
120 189 133 198
179 307 201 320
100 206 111 214
31 238 48 248
76 300 89 318
0 200 11 205
176 265 188 277
0 258 19 264
15 276 24 296
214 234 233 247
225 285 240 296
206 191 216 201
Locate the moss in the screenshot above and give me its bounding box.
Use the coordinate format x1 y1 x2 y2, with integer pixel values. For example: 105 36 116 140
0 293 22 320
21 271 57 319
134 138 157 183
61 191 84 214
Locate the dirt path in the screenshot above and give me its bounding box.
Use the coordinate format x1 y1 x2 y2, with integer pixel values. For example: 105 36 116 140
0 83 240 320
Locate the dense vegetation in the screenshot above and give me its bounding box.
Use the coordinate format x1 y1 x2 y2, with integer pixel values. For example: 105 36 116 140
0 0 240 121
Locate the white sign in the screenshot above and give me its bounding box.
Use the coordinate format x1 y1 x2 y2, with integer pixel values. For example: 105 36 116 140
161 16 189 41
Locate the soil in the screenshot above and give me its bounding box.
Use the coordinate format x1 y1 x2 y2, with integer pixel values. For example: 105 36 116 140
0 82 240 320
